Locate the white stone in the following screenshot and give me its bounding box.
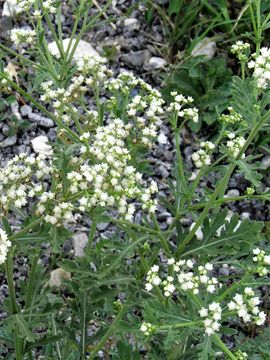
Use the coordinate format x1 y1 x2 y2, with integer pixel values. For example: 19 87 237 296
31 136 53 156
261 155 270 168
157 133 168 145
72 232 88 257
124 18 140 30
48 38 99 61
48 268 71 287
191 38 216 59
190 222 203 240
148 56 167 69
3 0 23 17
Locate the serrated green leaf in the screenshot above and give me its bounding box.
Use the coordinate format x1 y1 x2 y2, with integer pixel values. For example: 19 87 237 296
236 159 263 187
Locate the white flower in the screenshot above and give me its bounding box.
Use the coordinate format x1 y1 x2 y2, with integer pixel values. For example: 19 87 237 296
199 308 208 317
167 258 175 265
200 302 222 336
248 47 270 88
10 28 36 45
192 142 214 168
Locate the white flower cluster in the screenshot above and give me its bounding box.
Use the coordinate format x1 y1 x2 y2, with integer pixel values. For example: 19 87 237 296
253 248 270 276
1 66 15 91
168 92 198 123
10 28 36 45
71 119 158 220
145 265 161 291
105 71 138 94
199 302 222 336
163 276 176 297
140 322 155 336
106 71 164 148
235 350 248 360
231 41 250 62
177 260 219 294
16 0 34 11
0 228 11 265
44 202 74 226
16 0 55 14
248 47 270 89
145 259 219 296
226 133 245 158
40 56 110 115
127 90 164 147
0 153 53 213
219 107 243 125
42 0 56 14
76 55 110 85
228 287 266 326
192 141 215 168
144 258 267 336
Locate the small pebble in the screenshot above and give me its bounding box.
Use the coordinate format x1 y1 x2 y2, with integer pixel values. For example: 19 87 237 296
28 113 54 128
123 18 140 31
226 189 240 197
0 135 17 148
148 56 167 69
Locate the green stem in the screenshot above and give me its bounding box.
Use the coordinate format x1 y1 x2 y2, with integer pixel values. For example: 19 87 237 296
5 252 23 359
51 317 62 360
158 320 201 331
81 292 87 359
89 294 132 360
85 221 97 255
217 274 249 302
213 334 237 360
5 252 18 313
174 129 188 203
44 12 65 59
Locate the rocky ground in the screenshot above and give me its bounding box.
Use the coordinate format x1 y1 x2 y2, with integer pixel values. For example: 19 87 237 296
0 0 270 357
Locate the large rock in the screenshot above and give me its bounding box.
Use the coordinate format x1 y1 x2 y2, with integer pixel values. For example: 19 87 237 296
147 57 167 70
191 37 216 59
48 268 71 287
31 135 53 156
72 232 88 257
3 0 23 17
48 38 99 61
0 135 17 148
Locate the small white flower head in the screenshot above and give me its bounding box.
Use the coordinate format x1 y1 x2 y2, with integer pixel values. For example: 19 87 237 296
231 41 250 62
167 258 175 265
228 289 266 326
248 47 270 89
219 107 243 125
200 302 222 336
10 28 36 46
0 228 11 264
234 350 248 360
252 248 270 276
192 143 213 168
226 134 246 159
145 265 161 291
167 92 198 122
140 322 156 336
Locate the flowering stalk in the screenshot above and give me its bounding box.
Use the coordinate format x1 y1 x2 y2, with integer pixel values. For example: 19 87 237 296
175 111 270 257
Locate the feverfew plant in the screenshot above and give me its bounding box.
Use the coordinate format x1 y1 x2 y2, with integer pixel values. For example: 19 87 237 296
0 0 269 359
